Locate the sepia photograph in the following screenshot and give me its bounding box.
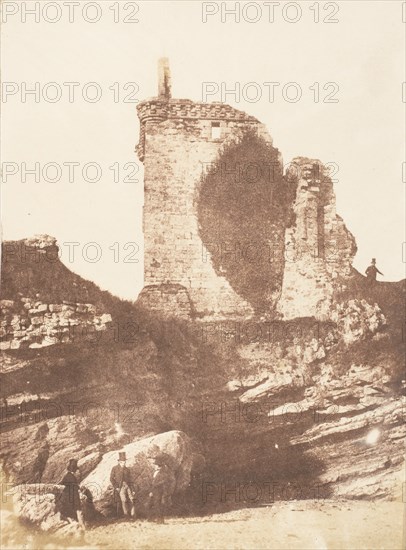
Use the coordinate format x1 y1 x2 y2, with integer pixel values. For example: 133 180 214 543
0 1 405 548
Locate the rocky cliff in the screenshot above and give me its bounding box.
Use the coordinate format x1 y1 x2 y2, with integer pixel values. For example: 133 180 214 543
0 234 404 546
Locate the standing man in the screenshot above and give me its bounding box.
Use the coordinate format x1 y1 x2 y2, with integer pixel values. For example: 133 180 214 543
365 258 384 283
110 451 135 518
147 445 175 523
59 458 85 529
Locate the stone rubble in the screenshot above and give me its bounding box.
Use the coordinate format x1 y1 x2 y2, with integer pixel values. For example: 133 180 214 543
0 298 112 350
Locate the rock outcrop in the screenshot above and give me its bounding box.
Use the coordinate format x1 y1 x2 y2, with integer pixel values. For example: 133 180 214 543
1 415 104 486
215 297 403 500
9 483 84 536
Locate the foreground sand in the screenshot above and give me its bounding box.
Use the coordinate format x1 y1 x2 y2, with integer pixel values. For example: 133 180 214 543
85 500 405 550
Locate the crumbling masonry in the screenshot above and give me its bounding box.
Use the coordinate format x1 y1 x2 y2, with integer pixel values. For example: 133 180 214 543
136 59 356 320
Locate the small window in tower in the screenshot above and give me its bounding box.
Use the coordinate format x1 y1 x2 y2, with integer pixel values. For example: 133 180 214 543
211 121 221 140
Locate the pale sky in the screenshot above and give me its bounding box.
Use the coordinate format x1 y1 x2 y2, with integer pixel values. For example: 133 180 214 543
1 1 405 300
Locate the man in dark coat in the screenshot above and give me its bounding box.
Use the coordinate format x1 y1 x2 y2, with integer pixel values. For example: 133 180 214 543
110 451 135 517
59 458 84 527
147 445 176 523
365 258 384 283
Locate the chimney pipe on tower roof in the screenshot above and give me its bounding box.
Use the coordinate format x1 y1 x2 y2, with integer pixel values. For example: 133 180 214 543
158 58 171 99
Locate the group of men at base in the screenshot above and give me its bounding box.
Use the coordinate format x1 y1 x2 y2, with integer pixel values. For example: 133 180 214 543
59 446 172 528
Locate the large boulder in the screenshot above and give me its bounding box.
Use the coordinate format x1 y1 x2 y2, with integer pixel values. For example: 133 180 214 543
82 430 201 517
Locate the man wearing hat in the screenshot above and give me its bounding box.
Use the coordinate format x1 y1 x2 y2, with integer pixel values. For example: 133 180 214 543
110 451 135 517
59 458 85 528
147 445 175 523
365 258 384 283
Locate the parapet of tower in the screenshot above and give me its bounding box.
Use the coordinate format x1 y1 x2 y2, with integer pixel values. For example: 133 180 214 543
136 98 268 162
136 58 270 163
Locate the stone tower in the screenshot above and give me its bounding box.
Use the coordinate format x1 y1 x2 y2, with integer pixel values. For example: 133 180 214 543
136 60 356 321
136 59 275 319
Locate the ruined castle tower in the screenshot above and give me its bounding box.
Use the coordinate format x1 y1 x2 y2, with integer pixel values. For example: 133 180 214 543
136 60 356 320
136 59 274 319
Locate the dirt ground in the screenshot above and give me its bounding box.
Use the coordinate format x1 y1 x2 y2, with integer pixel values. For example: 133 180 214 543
84 500 405 550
